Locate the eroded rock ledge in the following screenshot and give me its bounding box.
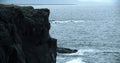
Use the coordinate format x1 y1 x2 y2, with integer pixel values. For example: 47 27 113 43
57 47 77 53
0 4 57 63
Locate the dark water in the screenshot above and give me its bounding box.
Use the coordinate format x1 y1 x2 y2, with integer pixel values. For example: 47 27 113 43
50 20 120 63
29 5 120 63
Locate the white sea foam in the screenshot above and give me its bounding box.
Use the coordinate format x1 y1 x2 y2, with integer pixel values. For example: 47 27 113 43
50 20 85 24
62 49 100 56
57 49 120 63
78 49 100 53
72 20 85 23
65 58 85 63
77 49 120 53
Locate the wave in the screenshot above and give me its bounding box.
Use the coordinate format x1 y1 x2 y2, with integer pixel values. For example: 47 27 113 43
58 48 120 57
58 49 100 56
50 20 85 24
65 58 85 63
57 49 120 63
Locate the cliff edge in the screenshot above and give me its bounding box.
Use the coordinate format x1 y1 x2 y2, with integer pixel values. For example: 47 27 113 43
0 4 57 63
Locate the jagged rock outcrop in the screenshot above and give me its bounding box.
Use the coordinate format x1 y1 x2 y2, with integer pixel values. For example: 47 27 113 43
0 4 57 63
57 47 77 53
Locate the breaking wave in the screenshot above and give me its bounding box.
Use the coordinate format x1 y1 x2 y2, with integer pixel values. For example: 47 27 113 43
50 20 85 24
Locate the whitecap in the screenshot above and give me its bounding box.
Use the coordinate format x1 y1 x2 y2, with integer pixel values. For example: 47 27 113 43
50 20 70 24
71 20 85 23
50 20 85 24
61 49 100 56
65 58 85 63
78 49 100 52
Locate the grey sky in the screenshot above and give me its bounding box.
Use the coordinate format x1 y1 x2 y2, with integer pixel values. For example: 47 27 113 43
0 0 118 5
0 0 78 4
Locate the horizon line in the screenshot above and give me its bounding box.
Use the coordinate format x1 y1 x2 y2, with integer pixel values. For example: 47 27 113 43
16 4 77 5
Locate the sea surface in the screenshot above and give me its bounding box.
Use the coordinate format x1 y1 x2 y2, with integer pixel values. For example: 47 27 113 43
22 4 120 63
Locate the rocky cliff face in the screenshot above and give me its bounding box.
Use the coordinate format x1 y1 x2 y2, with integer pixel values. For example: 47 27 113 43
0 4 57 63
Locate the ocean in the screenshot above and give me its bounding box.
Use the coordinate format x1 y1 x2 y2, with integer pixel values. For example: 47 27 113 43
22 4 120 63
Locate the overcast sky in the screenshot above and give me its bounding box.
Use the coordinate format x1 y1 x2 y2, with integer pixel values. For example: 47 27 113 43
0 0 118 5
0 0 77 4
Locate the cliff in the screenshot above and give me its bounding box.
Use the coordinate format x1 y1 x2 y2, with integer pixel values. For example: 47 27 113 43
0 4 57 63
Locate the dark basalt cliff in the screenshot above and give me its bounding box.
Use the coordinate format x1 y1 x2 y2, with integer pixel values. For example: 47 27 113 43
0 4 57 63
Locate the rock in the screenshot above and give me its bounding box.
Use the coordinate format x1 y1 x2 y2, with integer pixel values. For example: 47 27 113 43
0 4 57 63
57 47 77 53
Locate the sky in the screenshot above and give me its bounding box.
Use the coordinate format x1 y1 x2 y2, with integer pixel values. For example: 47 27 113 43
0 0 77 4
0 0 118 5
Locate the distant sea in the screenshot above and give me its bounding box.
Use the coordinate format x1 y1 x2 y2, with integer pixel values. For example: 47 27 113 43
21 4 120 63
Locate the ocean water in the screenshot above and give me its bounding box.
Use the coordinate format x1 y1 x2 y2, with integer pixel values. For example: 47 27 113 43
24 5 120 63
